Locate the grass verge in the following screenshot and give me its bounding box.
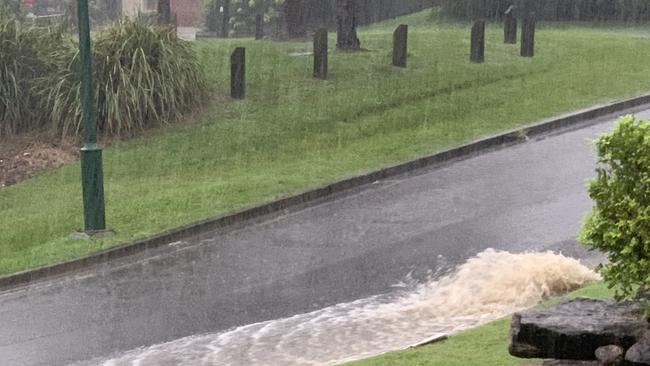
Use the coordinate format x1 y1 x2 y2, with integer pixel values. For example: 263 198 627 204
1 10 650 275
344 281 614 366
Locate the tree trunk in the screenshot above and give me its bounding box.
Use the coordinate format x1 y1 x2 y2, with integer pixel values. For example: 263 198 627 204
157 0 172 25
336 0 360 50
104 0 121 21
285 0 306 38
255 14 264 40
206 0 218 32
221 0 230 38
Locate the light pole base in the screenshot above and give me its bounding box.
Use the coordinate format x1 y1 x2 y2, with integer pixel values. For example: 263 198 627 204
71 228 115 240
81 143 107 232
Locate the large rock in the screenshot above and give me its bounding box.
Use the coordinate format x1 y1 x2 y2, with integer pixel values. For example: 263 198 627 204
509 298 647 360
626 330 650 364
543 361 601 366
596 345 625 365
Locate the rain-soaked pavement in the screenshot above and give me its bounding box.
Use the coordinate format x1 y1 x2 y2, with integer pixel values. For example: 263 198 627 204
3 107 650 366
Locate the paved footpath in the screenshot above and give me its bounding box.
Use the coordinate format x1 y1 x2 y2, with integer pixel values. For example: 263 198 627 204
3 108 649 366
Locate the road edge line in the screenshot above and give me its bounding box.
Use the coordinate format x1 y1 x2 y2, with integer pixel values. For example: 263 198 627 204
2 93 650 291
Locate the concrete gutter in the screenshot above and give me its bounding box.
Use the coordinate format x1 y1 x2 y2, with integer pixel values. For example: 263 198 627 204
2 93 650 291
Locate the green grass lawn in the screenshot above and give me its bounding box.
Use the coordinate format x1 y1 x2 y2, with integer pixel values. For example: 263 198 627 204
2 10 650 275
344 281 614 366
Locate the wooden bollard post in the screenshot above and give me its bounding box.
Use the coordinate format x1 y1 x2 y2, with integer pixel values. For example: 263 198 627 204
313 28 328 79
392 24 408 67
470 20 485 63
504 6 517 44
255 14 263 40
520 13 535 57
231 47 245 99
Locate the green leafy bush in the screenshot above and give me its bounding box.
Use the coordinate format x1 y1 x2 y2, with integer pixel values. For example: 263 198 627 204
47 18 208 137
580 115 650 302
0 0 25 20
0 18 62 136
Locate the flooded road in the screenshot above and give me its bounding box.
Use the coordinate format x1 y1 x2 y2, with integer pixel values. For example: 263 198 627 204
92 250 597 366
3 107 649 366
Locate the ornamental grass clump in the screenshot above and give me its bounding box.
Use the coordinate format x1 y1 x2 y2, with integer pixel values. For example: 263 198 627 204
0 19 61 136
580 115 650 311
49 18 207 137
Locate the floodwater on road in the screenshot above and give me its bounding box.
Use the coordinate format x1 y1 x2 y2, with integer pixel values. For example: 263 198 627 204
7 109 641 366
92 249 597 366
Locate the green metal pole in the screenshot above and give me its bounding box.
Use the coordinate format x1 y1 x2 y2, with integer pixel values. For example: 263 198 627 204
77 0 106 232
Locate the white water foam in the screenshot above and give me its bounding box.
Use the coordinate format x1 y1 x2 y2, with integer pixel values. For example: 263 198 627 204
94 249 598 366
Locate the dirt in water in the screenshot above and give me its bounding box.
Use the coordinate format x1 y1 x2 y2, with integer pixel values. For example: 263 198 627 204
0 134 79 188
93 249 599 366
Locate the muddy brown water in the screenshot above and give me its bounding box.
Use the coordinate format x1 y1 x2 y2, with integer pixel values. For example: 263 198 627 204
91 250 597 366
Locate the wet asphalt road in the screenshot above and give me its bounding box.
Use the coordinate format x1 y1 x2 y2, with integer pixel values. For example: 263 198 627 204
3 107 649 366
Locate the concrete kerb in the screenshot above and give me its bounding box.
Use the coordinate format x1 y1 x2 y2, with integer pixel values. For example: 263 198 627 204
2 93 650 292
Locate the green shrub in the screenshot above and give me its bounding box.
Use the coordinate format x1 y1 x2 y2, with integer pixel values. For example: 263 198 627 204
580 115 650 304
47 18 208 137
0 19 62 136
0 0 25 20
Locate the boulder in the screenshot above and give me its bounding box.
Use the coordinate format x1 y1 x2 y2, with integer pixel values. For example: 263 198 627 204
509 298 646 360
626 330 650 365
595 345 625 365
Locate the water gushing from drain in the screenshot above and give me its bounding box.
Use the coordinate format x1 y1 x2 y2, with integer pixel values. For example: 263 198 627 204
98 249 598 366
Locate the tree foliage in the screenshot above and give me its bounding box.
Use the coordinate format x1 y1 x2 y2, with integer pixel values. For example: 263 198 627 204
581 116 650 305
441 0 650 22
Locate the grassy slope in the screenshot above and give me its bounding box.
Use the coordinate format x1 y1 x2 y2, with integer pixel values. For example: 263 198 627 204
345 282 614 366
2 10 650 275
